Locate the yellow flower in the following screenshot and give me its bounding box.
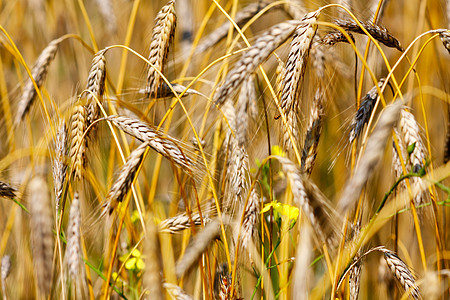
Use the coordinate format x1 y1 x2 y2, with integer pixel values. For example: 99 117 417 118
261 200 299 223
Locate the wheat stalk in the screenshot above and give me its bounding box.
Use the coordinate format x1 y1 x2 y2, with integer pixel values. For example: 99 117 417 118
349 78 386 144
70 103 87 182
67 192 81 280
277 11 319 119
29 175 53 298
213 20 302 106
106 115 196 172
15 38 61 124
335 19 403 51
52 121 68 211
146 0 176 97
338 100 402 212
103 141 149 215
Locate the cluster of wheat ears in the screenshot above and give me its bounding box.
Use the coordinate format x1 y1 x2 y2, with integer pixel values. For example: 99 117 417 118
1 0 450 299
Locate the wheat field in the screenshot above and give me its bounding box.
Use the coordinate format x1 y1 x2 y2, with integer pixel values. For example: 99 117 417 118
0 0 450 299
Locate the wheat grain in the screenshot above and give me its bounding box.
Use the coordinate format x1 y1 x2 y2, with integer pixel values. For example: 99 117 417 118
29 175 53 298
15 38 61 124
349 78 385 144
213 20 302 106
335 19 403 51
339 100 402 212
159 213 211 233
380 248 420 299
106 115 196 172
52 121 67 211
70 104 87 182
67 192 81 280
103 142 149 215
277 11 319 119
0 181 16 199
146 0 176 97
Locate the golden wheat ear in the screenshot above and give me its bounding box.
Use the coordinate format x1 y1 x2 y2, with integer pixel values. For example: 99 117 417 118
15 38 61 125
146 0 176 98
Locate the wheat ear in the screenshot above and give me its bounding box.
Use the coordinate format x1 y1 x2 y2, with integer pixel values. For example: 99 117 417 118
0 181 16 199
301 88 325 175
159 213 211 233
94 0 117 35
85 49 107 132
52 121 68 211
70 104 87 182
29 176 53 298
146 0 176 97
321 30 355 46
439 31 450 54
15 38 61 124
335 19 403 51
103 142 149 215
277 11 319 119
67 192 81 280
236 75 256 147
175 217 225 278
277 156 339 247
380 248 420 299
349 78 386 144
213 20 302 106
338 100 402 212
240 187 260 251
399 108 429 213
106 115 196 172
